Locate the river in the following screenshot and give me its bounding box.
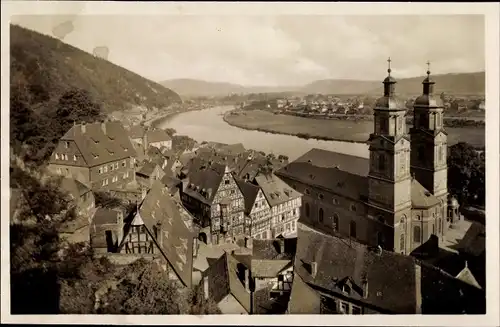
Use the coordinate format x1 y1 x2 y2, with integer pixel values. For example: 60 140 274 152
157 106 369 161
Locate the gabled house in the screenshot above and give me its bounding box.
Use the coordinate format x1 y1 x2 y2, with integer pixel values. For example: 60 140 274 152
146 128 172 150
253 173 302 238
48 121 136 191
136 162 165 189
90 207 125 253
202 252 252 314
250 238 297 314
180 163 245 245
118 180 197 287
236 178 272 240
58 177 95 218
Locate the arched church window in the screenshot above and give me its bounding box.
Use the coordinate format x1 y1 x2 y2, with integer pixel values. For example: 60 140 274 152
413 226 421 243
350 221 357 239
418 147 425 161
378 154 386 171
400 234 405 254
333 213 339 232
319 208 324 223
305 203 310 217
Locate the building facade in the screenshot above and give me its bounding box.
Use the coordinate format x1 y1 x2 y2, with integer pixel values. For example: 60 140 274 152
48 121 137 191
181 163 246 245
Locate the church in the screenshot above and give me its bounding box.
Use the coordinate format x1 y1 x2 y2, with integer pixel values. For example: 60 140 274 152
276 59 456 255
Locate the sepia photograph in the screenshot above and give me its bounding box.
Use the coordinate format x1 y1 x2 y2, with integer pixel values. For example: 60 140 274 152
2 1 499 326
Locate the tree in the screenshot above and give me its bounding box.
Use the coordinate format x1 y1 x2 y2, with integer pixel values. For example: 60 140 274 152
448 142 485 207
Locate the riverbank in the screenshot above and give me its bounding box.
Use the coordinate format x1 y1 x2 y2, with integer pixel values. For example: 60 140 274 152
223 109 486 148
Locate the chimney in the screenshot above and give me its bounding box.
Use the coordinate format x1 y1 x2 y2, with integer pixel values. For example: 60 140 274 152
244 268 250 292
311 261 318 278
362 278 369 298
203 275 209 300
143 129 148 148
101 121 107 134
81 122 86 133
279 240 285 254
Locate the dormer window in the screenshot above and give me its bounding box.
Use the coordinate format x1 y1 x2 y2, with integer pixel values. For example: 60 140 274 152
65 141 70 148
55 153 59 160
342 284 351 294
73 155 77 161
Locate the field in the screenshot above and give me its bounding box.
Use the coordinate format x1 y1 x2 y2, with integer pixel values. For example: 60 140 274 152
224 110 485 148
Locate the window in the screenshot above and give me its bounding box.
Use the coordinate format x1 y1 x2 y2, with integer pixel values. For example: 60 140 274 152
333 198 339 205
110 164 114 171
352 305 361 315
122 160 126 167
55 153 59 160
400 234 405 254
99 168 102 174
291 220 295 230
115 163 119 170
432 224 435 235
418 147 425 161
319 208 324 223
350 204 356 212
340 301 349 314
333 213 339 232
65 141 70 148
378 154 385 171
104 166 108 173
342 284 351 294
413 226 421 243
305 203 310 217
318 193 324 200
225 179 230 185
350 221 357 238
305 189 310 195
438 218 442 234
73 155 77 161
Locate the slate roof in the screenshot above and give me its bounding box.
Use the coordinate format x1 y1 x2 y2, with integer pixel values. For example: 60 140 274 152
252 238 297 261
277 161 368 201
456 222 485 257
121 181 195 287
374 96 406 111
288 273 321 314
414 94 444 108
293 225 418 314
235 178 260 214
291 148 369 177
58 177 91 200
147 128 172 143
278 148 440 210
128 124 146 139
411 178 440 208
205 252 251 313
137 162 159 177
183 163 227 204
254 173 302 207
455 265 482 289
56 121 136 167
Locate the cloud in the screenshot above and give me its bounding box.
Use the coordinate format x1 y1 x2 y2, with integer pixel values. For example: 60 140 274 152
11 14 485 86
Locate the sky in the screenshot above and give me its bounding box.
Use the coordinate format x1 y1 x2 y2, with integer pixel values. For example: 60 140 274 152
11 14 485 87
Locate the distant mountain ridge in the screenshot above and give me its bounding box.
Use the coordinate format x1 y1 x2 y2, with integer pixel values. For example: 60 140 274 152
11 24 182 113
162 72 485 97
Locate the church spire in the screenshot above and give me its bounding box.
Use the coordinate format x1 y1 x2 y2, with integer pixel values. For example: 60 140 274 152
383 57 397 97
422 60 435 95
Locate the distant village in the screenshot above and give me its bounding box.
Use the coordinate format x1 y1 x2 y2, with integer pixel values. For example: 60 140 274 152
240 93 485 118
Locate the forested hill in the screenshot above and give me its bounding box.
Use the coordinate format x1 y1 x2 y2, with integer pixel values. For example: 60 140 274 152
10 24 181 113
10 24 181 164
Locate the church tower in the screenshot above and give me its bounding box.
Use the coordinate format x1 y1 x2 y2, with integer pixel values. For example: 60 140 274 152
367 58 412 254
410 62 448 235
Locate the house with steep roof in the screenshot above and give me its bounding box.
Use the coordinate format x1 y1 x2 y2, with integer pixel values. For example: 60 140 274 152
48 121 136 191
90 207 125 253
127 124 172 150
135 162 165 189
180 162 245 246
117 180 197 287
253 174 302 239
58 176 95 218
288 225 485 314
202 252 252 314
